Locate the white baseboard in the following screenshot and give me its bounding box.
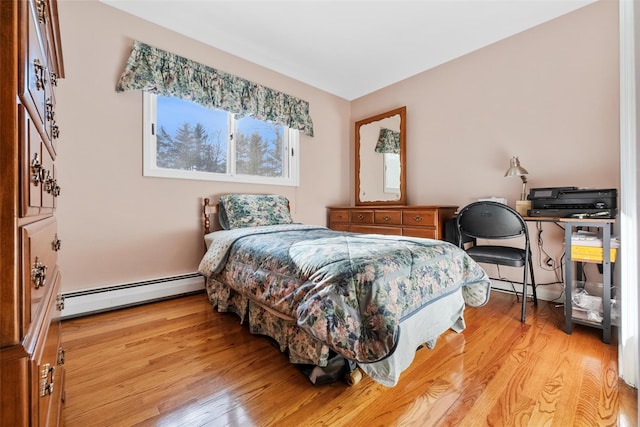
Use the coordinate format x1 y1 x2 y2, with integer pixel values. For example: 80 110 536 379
61 273 205 319
491 279 565 303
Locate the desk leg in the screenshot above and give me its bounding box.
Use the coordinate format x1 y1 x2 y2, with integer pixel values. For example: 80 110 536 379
564 225 573 335
602 225 612 344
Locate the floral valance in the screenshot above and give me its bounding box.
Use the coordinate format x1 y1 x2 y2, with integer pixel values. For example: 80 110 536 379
375 128 400 154
115 41 314 137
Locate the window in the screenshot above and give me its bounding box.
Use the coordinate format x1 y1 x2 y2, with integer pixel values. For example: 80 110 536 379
143 93 299 186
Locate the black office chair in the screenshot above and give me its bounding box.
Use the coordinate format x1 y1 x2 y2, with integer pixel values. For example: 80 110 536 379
456 201 537 322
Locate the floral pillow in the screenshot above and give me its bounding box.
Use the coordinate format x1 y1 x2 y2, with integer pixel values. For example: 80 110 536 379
218 194 293 229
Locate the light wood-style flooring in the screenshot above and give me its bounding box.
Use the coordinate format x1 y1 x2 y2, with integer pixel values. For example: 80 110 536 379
61 291 637 426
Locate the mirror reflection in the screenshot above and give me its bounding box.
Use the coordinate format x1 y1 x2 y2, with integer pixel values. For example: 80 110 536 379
356 106 406 205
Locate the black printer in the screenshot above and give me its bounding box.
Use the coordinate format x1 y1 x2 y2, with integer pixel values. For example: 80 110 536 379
527 187 617 219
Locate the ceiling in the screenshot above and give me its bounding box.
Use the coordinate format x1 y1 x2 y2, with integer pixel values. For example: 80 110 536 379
101 0 597 100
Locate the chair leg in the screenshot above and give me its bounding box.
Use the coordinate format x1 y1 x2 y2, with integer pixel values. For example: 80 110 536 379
521 259 530 323
529 258 538 306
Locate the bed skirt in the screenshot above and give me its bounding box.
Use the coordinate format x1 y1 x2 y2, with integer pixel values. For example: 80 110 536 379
205 276 468 386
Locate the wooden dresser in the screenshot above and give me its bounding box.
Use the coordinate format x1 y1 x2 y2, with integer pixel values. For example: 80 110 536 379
1 1 66 425
327 205 457 240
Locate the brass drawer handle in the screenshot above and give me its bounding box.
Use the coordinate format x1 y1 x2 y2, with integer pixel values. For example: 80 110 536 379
356 214 365 221
31 153 47 186
40 363 55 397
32 257 47 289
33 59 46 90
51 122 60 139
45 174 61 197
382 216 391 221
413 215 423 222
52 234 62 251
36 0 47 24
46 99 55 121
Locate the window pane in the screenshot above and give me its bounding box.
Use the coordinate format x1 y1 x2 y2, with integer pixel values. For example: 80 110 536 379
235 116 286 177
156 96 228 173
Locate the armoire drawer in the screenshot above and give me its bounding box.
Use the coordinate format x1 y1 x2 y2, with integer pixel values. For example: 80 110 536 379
20 105 57 217
33 269 64 427
21 216 60 333
19 0 50 137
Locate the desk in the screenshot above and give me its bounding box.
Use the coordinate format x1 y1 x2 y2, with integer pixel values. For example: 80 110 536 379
524 216 615 343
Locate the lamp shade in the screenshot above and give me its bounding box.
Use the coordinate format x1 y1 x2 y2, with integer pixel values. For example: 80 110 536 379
504 156 528 177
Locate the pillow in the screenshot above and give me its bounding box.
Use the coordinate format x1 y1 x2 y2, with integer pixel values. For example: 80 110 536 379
218 194 293 229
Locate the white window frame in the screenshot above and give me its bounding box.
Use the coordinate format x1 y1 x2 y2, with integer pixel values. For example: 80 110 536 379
142 92 299 186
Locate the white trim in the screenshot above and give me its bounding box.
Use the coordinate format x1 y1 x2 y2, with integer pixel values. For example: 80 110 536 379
490 279 562 304
619 0 639 388
142 92 300 187
61 274 205 319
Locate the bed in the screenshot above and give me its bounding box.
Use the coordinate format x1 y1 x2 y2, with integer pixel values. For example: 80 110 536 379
198 194 491 387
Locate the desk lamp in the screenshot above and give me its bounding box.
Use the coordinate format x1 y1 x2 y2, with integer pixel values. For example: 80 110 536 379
504 156 530 216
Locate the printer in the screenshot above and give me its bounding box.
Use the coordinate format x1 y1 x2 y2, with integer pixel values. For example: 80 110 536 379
527 187 617 219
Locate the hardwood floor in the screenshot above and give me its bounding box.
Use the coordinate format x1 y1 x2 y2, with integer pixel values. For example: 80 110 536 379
61 291 637 426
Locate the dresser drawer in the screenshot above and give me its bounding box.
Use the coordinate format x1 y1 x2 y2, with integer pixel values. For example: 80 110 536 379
350 225 402 236
329 209 350 224
402 209 437 227
403 227 437 239
21 216 60 332
349 210 374 224
374 210 402 225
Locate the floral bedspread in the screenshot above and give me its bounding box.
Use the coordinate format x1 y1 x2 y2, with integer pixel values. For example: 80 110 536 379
198 224 490 363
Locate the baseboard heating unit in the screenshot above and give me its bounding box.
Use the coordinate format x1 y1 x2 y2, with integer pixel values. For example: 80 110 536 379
61 273 205 319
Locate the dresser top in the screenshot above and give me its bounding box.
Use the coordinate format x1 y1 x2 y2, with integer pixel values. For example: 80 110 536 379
327 205 458 209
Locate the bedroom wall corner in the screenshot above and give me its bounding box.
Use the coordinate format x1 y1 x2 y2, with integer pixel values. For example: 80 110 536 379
53 0 351 295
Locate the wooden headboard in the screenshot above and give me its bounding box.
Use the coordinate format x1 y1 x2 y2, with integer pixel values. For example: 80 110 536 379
203 198 214 235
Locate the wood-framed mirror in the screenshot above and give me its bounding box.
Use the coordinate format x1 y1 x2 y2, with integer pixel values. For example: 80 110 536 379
355 106 406 205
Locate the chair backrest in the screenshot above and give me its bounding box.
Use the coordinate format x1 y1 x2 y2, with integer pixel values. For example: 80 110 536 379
456 201 528 242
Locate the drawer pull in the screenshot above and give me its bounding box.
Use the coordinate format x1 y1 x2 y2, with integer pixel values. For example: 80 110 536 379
382 215 391 221
356 214 365 221
40 363 55 397
58 348 66 365
51 122 60 139
413 215 423 222
32 257 47 289
336 215 343 220
36 0 47 24
31 153 48 186
56 294 65 311
46 99 55 122
45 175 61 197
33 59 46 90
52 234 62 251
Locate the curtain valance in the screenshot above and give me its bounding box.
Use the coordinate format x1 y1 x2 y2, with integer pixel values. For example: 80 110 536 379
116 41 314 137
375 128 400 154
